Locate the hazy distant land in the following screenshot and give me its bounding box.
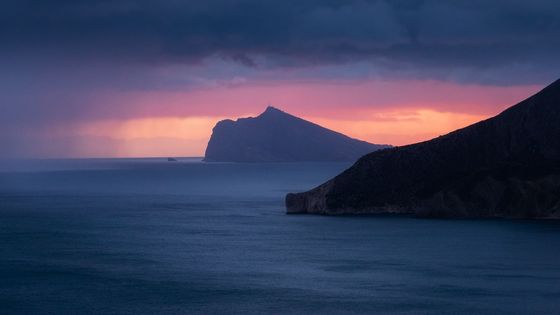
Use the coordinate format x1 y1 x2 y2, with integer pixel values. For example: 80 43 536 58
204 106 390 162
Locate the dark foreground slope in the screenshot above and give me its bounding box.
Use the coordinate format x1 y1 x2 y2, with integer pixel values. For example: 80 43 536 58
204 106 389 162
286 79 560 218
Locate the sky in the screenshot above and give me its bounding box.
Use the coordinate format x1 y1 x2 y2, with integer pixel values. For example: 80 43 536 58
1 0 559 158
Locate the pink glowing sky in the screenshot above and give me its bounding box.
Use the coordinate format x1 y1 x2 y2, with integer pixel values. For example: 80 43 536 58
25 78 539 158
1 1 558 158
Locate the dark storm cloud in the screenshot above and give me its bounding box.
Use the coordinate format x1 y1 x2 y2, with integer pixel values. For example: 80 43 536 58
2 0 560 84
1 0 559 157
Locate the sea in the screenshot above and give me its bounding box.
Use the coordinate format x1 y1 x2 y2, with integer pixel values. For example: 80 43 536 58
0 158 559 314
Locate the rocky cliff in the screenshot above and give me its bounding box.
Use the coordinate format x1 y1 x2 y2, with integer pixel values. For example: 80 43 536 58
286 79 560 218
204 106 390 162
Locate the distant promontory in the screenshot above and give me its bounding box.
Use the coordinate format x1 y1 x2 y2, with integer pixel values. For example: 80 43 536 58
204 106 390 162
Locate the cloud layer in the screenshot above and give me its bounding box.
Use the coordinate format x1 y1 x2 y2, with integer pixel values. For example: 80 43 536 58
1 0 559 157
2 0 560 83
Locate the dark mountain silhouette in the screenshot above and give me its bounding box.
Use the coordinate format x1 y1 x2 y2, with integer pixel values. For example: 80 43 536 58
204 106 390 162
286 79 560 218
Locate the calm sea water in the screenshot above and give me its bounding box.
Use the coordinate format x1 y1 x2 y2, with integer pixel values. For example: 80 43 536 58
1 158 559 314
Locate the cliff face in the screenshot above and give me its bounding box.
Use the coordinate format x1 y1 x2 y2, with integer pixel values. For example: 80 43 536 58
204 106 390 162
286 79 560 218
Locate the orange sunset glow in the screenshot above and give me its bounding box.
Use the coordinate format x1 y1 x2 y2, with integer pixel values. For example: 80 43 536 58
26 79 538 158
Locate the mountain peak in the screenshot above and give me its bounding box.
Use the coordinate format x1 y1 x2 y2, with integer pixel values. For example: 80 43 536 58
204 106 389 162
265 105 281 111
539 77 560 95
261 105 286 116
